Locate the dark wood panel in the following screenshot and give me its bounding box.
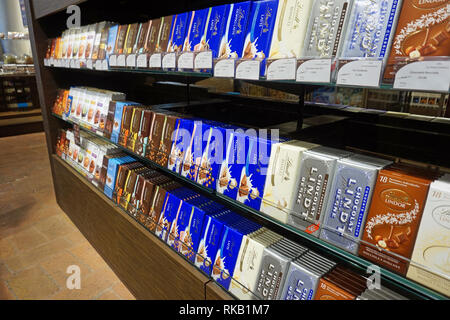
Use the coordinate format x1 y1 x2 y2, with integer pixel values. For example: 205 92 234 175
51 155 209 300
205 282 234 300
32 0 86 19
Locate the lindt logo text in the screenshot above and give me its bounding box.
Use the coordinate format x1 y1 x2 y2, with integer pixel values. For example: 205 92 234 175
413 0 446 9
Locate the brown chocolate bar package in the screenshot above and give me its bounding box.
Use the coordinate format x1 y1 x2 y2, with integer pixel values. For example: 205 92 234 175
383 1 450 82
120 166 148 210
104 101 118 139
97 26 111 60
124 23 139 54
119 106 134 147
156 114 179 167
147 112 167 161
146 18 161 53
135 110 154 156
315 277 357 300
115 162 141 204
115 25 128 54
149 182 180 232
126 108 143 151
135 21 150 53
156 16 173 53
359 165 434 275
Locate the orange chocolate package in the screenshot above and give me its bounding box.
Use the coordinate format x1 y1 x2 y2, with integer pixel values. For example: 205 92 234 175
358 165 435 275
383 0 450 82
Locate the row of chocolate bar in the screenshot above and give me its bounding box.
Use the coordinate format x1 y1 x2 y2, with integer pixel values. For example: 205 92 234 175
45 0 449 80
53 88 450 296
54 129 408 300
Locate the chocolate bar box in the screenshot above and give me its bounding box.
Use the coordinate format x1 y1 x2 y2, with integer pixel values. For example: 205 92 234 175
407 175 450 296
358 165 434 275
183 8 211 52
269 0 314 59
104 155 135 199
167 12 191 53
106 24 119 58
107 101 138 142
148 112 167 162
180 120 205 181
168 118 194 174
204 4 230 58
302 0 353 58
134 110 154 157
156 16 173 52
218 1 252 59
216 130 247 201
288 146 353 237
261 140 319 224
126 107 143 151
144 19 160 53
320 154 392 255
383 0 450 82
114 24 128 55
124 23 139 54
340 0 402 59
118 106 134 147
156 114 179 167
243 0 279 75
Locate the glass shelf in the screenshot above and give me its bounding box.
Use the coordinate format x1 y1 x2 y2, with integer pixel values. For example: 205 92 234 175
44 64 450 94
52 113 448 300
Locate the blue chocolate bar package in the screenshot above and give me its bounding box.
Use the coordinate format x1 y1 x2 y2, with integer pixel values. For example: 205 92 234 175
218 1 252 59
205 4 231 58
168 118 194 174
156 191 183 241
106 24 119 59
168 12 191 52
236 134 274 211
195 214 225 275
103 156 135 199
184 8 211 52
242 0 279 75
340 0 402 59
180 120 208 182
110 101 140 144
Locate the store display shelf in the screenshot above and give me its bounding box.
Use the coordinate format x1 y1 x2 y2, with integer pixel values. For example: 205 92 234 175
44 64 450 94
52 112 448 300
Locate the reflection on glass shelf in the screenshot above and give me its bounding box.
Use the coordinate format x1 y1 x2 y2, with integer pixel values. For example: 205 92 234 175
53 113 448 300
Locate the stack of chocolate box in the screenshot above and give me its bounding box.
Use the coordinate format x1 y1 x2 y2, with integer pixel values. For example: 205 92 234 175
255 237 309 300
279 250 336 300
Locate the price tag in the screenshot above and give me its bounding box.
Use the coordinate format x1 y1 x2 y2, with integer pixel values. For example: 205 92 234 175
65 59 70 68
337 59 382 87
136 54 148 68
214 59 235 77
296 59 332 83
162 52 176 69
43 59 48 66
235 60 260 80
394 60 450 92
178 52 194 69
109 55 117 67
126 54 136 67
194 51 213 69
117 54 126 67
55 59 61 67
79 59 86 68
149 53 162 68
266 58 296 80
86 59 93 69
101 59 108 71
94 59 101 70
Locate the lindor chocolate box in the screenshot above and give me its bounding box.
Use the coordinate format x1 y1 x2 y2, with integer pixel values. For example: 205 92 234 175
216 130 247 200
288 146 353 237
340 0 402 59
217 1 252 59
269 0 314 59
358 165 434 275
167 12 191 53
183 8 211 52
383 0 450 82
261 140 319 224
302 0 353 58
243 0 279 76
204 4 230 57
320 154 392 254
156 16 173 52
407 176 450 296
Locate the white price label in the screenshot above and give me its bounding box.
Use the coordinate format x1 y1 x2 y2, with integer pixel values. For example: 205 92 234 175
194 51 213 69
296 59 332 83
109 55 117 67
214 59 235 78
394 60 450 92
65 59 70 68
94 60 101 70
235 60 260 80
149 53 162 68
101 59 108 71
126 54 136 67
178 52 194 69
117 54 126 67
162 53 176 69
266 58 296 80
337 60 382 87
86 59 93 69
136 54 148 68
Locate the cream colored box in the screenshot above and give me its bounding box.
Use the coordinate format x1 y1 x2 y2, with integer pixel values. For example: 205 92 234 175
407 177 450 296
268 0 314 59
261 140 319 223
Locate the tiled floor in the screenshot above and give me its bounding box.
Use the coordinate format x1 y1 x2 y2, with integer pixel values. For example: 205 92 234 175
0 132 135 300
